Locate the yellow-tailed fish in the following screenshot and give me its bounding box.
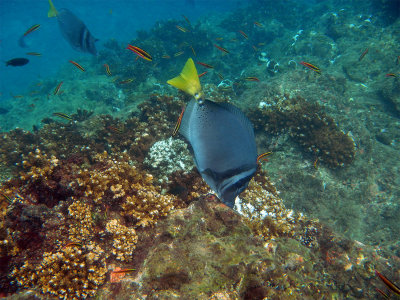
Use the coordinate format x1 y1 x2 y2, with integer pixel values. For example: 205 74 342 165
48 0 58 17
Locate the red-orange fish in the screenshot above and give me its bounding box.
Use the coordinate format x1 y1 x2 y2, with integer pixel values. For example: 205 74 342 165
245 77 259 82
214 44 229 54
376 270 400 295
359 48 369 61
198 71 208 78
54 81 63 95
197 61 214 69
127 45 152 61
254 21 264 28
299 61 321 74
69 60 85 72
23 24 40 36
238 30 248 39
104 64 112 76
386 73 397 77
257 152 272 164
172 106 185 136
62 242 82 249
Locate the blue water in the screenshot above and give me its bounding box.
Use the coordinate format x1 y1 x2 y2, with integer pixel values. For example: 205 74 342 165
0 0 244 99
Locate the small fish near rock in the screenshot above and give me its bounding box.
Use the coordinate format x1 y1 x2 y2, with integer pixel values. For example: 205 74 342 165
5 58 29 67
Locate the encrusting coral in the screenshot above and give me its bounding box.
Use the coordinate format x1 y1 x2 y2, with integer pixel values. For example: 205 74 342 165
106 219 138 261
11 245 107 300
248 94 356 168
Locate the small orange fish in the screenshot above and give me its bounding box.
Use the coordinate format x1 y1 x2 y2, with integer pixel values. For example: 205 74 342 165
107 126 123 133
104 64 112 76
162 54 171 59
69 60 85 72
214 44 229 54
215 37 224 41
182 15 191 26
127 45 152 61
62 242 82 249
118 78 134 84
198 71 207 78
386 73 397 77
299 61 321 74
313 157 319 169
11 94 24 99
359 48 368 61
54 81 63 95
245 77 260 82
238 30 248 39
23 24 40 36
257 152 272 164
176 25 189 33
375 270 400 295
254 21 264 28
196 61 214 69
172 106 185 136
111 268 135 274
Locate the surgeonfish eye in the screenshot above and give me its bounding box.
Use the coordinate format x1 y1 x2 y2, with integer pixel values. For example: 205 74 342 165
194 92 204 104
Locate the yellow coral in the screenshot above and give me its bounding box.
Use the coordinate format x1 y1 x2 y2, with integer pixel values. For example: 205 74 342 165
106 219 138 261
67 199 94 242
122 182 176 227
12 245 107 299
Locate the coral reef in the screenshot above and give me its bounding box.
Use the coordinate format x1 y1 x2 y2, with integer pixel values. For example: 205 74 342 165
248 94 356 168
106 219 138 261
144 137 194 183
11 245 107 300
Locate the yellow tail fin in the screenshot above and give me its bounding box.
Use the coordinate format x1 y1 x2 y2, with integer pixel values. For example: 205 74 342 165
48 0 58 17
167 58 203 101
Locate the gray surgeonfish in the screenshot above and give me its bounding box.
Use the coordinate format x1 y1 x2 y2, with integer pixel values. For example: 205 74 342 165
57 9 98 55
179 98 258 208
48 1 97 55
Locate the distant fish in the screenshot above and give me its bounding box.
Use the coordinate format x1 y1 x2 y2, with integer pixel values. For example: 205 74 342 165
172 106 185 137
126 45 152 61
299 61 321 74
54 81 63 95
53 112 72 121
5 58 29 67
24 24 40 37
254 21 264 28
167 59 258 208
103 63 112 76
386 73 397 77
214 44 229 54
198 71 207 78
196 61 214 69
18 24 41 48
48 0 98 55
176 25 189 33
375 270 400 295
359 48 369 61
69 60 85 71
174 51 185 57
244 77 259 82
238 30 248 39
182 15 191 26
26 52 41 56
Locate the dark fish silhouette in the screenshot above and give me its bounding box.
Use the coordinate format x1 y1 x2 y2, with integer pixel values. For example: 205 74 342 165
180 99 258 207
5 58 29 67
168 59 258 208
48 0 97 55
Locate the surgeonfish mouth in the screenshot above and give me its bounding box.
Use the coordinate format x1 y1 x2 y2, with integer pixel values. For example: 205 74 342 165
56 8 98 55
